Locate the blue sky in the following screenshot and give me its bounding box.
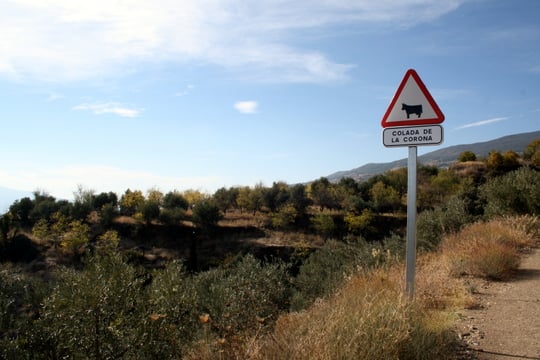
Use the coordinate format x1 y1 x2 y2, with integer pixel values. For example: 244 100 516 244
0 0 539 201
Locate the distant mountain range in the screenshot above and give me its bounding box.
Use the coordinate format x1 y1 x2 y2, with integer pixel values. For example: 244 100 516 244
1 130 539 213
327 130 540 182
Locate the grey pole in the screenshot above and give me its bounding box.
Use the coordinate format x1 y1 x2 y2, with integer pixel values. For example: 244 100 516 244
405 145 418 299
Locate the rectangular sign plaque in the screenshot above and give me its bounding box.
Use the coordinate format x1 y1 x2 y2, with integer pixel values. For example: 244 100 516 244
383 125 443 147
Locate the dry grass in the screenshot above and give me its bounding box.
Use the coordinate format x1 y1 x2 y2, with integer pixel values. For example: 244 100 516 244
252 268 456 360
414 253 476 310
219 211 270 228
442 217 538 280
183 216 539 359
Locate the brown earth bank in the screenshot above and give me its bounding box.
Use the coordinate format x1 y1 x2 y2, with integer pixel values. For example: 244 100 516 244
456 248 540 360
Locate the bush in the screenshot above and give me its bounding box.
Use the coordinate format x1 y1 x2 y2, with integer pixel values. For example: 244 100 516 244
193 255 290 336
271 204 297 229
192 200 222 230
33 253 148 358
291 240 385 311
310 213 335 237
481 167 540 217
0 267 49 358
143 261 201 358
417 196 472 251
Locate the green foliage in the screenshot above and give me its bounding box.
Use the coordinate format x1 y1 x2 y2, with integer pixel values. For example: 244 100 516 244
59 220 90 255
192 255 291 338
34 253 147 359
311 213 336 238
212 187 239 213
0 267 49 358
192 200 222 230
31 218 51 242
309 177 339 210
236 185 264 214
119 189 145 216
262 182 290 212
8 197 34 228
98 202 118 228
144 261 201 357
0 214 13 247
288 183 310 215
159 207 186 225
271 204 298 229
92 191 118 210
419 169 463 209
417 196 473 251
344 209 375 235
291 240 382 311
524 139 540 167
370 181 401 212
96 230 120 253
140 200 160 224
480 167 540 217
458 150 477 162
162 190 189 210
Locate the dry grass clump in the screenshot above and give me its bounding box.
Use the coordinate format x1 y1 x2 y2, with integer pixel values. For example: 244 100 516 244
254 268 455 360
442 217 538 280
414 253 476 310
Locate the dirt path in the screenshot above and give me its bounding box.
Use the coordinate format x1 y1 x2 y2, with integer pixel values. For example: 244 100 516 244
456 248 540 360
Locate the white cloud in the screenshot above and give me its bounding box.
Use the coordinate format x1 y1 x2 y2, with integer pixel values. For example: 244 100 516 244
455 117 508 129
0 0 465 83
234 101 258 114
73 102 142 118
0 165 221 200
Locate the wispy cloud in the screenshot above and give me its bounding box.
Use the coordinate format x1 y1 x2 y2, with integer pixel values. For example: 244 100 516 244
455 117 508 129
73 102 142 118
0 0 465 84
234 101 258 114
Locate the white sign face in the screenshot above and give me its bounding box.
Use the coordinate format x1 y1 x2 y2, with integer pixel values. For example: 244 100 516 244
383 125 443 147
381 69 444 128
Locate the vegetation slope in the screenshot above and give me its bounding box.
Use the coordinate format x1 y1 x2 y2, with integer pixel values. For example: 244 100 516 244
0 140 539 359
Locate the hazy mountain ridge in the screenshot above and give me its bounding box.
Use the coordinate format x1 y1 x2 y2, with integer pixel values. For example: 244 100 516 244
1 131 539 212
327 130 540 182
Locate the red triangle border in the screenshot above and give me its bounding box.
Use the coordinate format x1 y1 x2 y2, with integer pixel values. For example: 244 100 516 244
381 69 445 128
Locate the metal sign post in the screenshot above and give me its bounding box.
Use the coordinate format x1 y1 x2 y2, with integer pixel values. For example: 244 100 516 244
405 146 417 299
380 69 445 299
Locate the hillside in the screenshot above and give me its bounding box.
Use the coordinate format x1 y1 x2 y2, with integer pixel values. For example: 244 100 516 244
327 130 540 182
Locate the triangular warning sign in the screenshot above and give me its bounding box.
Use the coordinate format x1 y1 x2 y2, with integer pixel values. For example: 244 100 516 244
381 69 444 128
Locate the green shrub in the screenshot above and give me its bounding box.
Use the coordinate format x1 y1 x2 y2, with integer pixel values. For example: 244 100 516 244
33 253 148 359
417 196 472 251
271 204 297 229
481 167 540 217
0 267 49 358
291 240 383 311
143 261 201 358
311 213 336 238
192 255 291 338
